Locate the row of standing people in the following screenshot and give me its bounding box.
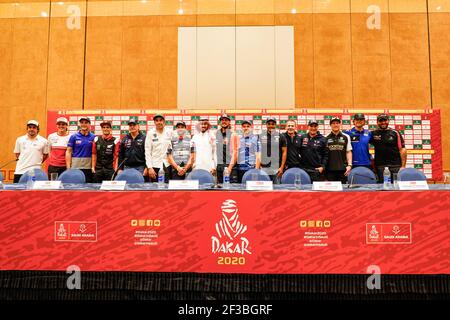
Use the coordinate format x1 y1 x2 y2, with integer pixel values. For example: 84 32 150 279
12 113 406 184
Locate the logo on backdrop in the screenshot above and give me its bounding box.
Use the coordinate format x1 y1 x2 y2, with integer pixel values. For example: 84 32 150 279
211 199 252 255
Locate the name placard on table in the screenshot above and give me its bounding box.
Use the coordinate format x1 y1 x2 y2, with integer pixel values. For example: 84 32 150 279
168 180 199 190
100 181 127 191
246 181 273 191
397 180 429 190
313 181 343 191
32 181 62 190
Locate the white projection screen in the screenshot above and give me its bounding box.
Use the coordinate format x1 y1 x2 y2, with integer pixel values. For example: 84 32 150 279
177 26 294 109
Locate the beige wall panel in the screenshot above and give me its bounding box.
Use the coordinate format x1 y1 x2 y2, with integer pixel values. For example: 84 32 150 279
121 73 159 108
0 19 12 172
159 26 177 108
0 19 12 108
236 0 274 15
391 72 431 109
275 0 312 14
236 14 274 26
429 13 450 107
352 55 391 107
389 0 427 13
389 13 431 107
314 55 353 108
47 16 85 109
197 0 236 15
84 16 122 108
10 18 49 110
291 14 314 108
313 13 352 108
121 16 160 108
351 13 391 107
351 0 389 13
196 14 236 26
159 15 196 27
158 56 177 108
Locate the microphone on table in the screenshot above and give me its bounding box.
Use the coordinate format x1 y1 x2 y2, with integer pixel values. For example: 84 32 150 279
0 159 18 182
8 162 48 184
111 158 128 181
0 158 19 170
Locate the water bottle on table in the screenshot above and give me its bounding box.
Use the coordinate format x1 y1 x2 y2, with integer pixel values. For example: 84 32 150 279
223 167 230 189
27 169 36 190
157 169 165 189
383 167 391 190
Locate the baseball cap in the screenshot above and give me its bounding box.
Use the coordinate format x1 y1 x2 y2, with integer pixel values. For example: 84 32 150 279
242 120 253 126
153 114 165 121
329 116 341 124
175 121 186 128
308 119 318 126
27 120 39 127
56 117 68 125
219 113 231 121
353 113 366 120
127 117 138 125
79 116 91 123
100 120 112 127
377 113 389 121
266 116 277 124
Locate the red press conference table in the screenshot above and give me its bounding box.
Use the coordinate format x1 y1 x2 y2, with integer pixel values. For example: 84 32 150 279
0 187 448 299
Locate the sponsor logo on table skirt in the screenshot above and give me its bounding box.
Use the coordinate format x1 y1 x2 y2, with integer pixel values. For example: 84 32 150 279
366 223 412 244
55 221 97 242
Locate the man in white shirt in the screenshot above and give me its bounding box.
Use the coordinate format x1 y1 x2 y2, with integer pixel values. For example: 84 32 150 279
191 118 216 175
13 120 50 183
145 114 172 182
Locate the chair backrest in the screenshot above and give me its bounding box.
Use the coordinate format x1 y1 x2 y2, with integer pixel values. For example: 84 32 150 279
58 169 86 184
281 167 312 185
398 168 427 181
115 169 145 184
18 169 48 183
186 169 215 184
242 169 271 184
347 167 377 185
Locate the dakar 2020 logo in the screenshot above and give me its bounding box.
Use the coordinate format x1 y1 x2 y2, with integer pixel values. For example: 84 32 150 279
211 200 252 259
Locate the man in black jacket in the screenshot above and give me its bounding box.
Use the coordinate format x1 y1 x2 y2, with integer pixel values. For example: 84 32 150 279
299 120 328 182
92 120 120 182
118 118 147 179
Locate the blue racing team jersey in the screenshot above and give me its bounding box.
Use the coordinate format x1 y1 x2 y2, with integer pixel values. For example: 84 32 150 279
344 128 372 166
68 131 95 158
